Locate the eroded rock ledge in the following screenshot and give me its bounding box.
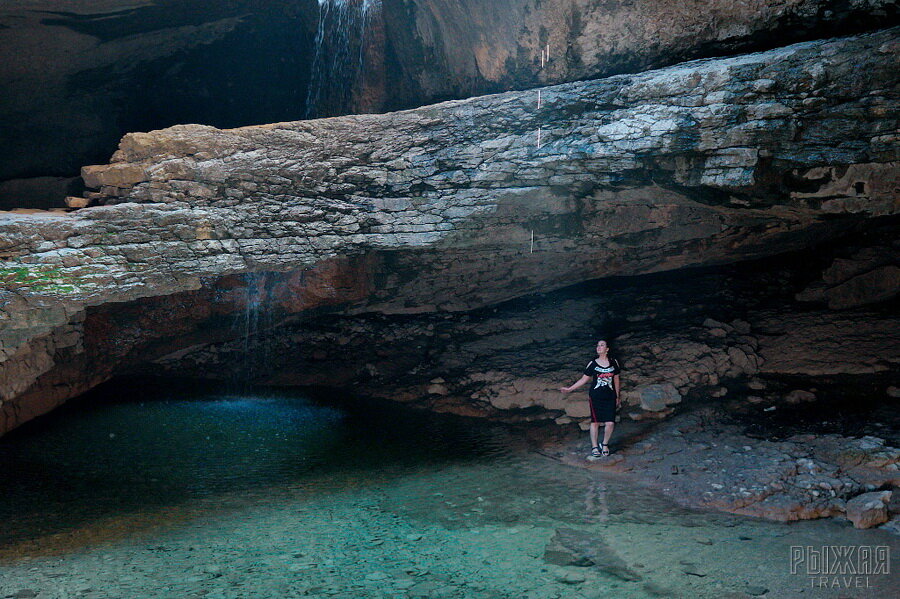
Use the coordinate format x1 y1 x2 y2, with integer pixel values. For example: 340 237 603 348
0 28 898 435
148 241 900 426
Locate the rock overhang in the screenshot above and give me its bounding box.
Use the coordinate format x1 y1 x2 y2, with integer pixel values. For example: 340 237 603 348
0 27 898 435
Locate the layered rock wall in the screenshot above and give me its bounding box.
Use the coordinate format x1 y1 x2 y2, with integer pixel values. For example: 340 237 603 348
0 28 898 435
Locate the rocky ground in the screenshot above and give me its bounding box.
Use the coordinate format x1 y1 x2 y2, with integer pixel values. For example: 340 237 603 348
538 375 900 530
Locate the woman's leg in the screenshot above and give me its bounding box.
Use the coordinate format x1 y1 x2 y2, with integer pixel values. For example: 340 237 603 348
590 422 600 449
602 421 614 446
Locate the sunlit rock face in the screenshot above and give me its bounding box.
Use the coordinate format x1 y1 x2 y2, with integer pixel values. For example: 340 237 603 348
380 0 899 109
2 0 897 208
0 27 897 435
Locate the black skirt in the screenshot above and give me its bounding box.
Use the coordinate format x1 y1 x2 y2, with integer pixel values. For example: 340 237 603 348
589 391 616 423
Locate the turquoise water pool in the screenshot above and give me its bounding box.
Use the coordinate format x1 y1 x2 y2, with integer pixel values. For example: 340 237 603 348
0 380 895 598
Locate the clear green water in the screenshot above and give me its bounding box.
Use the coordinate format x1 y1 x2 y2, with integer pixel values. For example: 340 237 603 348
0 381 896 598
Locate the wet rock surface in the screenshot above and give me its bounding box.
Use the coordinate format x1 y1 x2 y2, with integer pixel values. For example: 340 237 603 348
546 378 900 528
381 0 900 110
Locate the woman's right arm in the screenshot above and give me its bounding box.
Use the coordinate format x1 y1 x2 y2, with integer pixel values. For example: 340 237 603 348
560 375 591 394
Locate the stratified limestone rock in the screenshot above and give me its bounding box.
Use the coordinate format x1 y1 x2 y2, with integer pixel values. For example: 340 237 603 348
3 0 895 200
1 29 898 435
824 265 900 308
0 1 325 191
385 0 900 110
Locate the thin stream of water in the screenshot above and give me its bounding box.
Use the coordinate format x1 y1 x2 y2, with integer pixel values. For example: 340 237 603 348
304 0 380 118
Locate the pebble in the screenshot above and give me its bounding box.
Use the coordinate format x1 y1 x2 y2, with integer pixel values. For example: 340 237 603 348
643 581 675 596
554 571 586 584
392 579 416 589
746 585 769 596
406 567 429 576
365 571 388 581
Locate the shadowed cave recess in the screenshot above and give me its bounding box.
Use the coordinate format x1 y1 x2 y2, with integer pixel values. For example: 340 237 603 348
1 0 899 538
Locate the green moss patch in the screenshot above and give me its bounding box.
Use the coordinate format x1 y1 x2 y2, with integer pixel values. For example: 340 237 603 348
0 266 95 294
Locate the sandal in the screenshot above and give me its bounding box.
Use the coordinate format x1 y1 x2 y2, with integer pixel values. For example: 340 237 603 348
600 443 610 457
590 446 602 458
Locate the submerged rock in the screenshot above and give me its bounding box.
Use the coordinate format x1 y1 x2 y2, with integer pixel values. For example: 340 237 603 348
544 527 641 581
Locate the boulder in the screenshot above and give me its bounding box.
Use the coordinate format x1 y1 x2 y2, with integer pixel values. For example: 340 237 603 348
784 389 817 404
826 266 900 309
845 491 892 529
633 383 682 412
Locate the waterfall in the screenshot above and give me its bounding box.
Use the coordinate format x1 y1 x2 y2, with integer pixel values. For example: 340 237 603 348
304 0 380 118
234 271 272 389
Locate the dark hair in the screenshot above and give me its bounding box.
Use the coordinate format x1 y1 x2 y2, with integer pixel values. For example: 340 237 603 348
595 338 623 368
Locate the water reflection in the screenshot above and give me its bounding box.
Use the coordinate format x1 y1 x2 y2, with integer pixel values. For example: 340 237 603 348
0 378 508 546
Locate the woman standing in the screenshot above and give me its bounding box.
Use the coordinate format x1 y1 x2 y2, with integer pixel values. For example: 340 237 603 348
560 339 621 458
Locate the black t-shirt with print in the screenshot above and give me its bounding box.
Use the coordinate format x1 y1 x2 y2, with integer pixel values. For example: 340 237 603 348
583 358 621 399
